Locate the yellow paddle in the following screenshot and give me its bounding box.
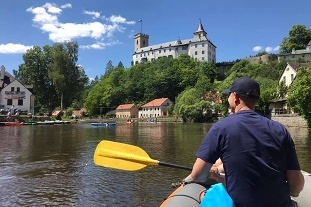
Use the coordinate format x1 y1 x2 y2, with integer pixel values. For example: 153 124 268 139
94 140 192 171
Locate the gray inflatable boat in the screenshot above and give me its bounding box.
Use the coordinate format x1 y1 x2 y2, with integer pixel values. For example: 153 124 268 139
159 172 311 207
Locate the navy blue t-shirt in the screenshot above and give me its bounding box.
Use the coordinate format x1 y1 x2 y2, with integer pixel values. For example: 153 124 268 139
196 110 301 207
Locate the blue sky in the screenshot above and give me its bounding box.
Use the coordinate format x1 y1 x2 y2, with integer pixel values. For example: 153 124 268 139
0 0 310 79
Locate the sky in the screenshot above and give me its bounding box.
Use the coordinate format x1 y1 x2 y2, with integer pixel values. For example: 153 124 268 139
0 0 310 80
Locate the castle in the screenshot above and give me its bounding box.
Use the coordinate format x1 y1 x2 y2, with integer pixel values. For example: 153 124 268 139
132 21 216 65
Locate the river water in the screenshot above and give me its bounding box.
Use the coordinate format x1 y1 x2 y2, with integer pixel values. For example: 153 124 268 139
0 122 310 207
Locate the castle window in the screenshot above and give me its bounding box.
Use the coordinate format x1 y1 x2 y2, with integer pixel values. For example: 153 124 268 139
202 50 205 54
164 49 166 53
159 50 161 53
291 74 294 81
182 46 187 50
136 40 138 45
202 43 205 47
195 44 197 48
202 57 205 60
195 51 198 55
143 40 145 46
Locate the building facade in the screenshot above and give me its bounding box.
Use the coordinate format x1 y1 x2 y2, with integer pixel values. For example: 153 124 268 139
139 98 173 118
278 41 311 63
0 80 34 113
115 104 139 118
132 21 216 65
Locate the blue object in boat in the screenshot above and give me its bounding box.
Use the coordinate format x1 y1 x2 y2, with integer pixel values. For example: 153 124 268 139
200 183 235 207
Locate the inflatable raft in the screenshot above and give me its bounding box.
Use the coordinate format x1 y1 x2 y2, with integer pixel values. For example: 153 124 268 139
159 172 311 207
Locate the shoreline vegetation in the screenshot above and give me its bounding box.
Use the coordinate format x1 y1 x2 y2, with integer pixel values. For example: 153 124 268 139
0 114 307 128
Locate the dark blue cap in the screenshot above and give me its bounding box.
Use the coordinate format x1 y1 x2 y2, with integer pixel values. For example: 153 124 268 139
222 77 260 98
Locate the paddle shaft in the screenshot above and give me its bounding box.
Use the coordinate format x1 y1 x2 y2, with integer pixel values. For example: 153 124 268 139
159 161 192 171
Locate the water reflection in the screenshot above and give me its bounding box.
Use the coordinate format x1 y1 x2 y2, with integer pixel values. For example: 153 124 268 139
0 123 310 206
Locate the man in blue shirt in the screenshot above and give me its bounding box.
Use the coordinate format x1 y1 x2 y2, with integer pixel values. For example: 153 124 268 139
184 77 304 207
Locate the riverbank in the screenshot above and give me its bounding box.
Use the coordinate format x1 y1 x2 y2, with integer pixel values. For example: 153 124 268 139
1 114 308 128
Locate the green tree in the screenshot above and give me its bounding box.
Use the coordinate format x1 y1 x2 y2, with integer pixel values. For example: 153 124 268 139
13 46 56 112
280 25 311 54
174 88 213 122
287 66 311 127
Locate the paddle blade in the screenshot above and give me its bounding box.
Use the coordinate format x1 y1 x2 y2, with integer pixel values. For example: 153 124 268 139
94 140 159 171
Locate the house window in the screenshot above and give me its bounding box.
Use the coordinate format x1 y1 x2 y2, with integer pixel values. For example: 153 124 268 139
195 44 197 48
283 76 286 84
18 99 23 106
202 57 205 60
7 99 12 105
202 50 205 54
11 87 14 91
159 50 161 53
164 49 166 53
17 87 20 92
195 51 198 55
291 74 294 81
202 43 205 47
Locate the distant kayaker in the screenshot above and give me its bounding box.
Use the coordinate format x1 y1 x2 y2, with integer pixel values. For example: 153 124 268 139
184 77 304 207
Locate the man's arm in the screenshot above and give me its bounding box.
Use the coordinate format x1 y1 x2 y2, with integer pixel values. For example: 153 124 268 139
184 158 213 183
287 170 305 197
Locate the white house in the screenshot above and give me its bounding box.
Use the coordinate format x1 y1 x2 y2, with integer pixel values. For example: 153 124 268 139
270 62 311 115
132 21 216 65
0 66 34 113
279 62 311 87
139 98 173 118
278 41 311 63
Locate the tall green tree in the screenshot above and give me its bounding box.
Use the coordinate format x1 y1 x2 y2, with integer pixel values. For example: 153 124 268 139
47 41 84 109
280 25 311 54
13 46 56 112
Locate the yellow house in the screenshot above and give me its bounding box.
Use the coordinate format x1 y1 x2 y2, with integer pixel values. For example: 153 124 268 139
116 104 138 118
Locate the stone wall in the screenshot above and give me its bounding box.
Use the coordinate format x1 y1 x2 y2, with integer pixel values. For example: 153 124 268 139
271 115 308 128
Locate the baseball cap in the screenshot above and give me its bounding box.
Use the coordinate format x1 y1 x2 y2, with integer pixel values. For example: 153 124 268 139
222 77 260 98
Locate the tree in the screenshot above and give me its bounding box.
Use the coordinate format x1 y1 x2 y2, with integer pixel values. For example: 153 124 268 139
287 66 311 127
14 46 56 112
280 25 311 54
173 88 213 122
104 60 114 75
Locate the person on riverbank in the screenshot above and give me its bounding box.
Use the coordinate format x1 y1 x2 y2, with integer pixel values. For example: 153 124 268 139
184 77 304 207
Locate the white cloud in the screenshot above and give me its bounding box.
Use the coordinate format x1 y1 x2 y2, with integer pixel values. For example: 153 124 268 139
253 46 262 52
0 43 33 54
265 47 273 53
27 3 134 44
61 3 72 9
80 40 121 50
83 11 101 19
273 46 280 51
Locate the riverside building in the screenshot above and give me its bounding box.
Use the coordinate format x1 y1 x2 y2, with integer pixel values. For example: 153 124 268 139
132 21 216 65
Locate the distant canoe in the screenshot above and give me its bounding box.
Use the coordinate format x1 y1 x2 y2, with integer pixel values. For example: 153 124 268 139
91 122 108 127
5 122 24 126
107 122 116 126
23 122 38 125
37 120 55 125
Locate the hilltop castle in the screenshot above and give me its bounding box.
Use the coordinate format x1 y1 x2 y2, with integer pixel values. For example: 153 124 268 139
132 21 216 65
